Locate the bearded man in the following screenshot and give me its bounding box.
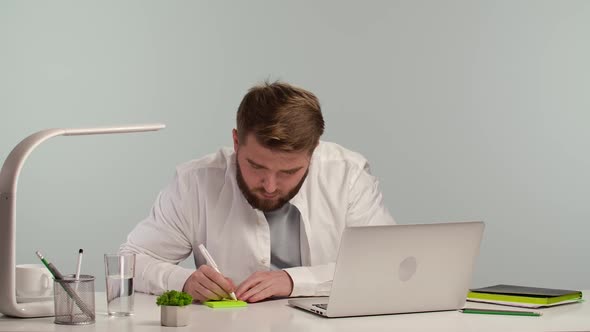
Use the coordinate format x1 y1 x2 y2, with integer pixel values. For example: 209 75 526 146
120 81 395 303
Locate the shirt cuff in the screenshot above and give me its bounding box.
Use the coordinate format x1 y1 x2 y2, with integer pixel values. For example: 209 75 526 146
167 265 195 292
283 266 331 297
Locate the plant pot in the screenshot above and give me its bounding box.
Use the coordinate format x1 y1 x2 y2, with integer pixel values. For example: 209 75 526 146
160 305 190 327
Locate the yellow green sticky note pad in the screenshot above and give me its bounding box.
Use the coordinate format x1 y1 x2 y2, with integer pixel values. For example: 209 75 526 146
203 300 248 308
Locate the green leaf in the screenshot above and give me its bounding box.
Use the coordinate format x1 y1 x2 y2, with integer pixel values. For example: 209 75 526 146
156 290 193 306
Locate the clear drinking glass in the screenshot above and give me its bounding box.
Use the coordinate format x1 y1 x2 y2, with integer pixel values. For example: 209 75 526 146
104 253 135 316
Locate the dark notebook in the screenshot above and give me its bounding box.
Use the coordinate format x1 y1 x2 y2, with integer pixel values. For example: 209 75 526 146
470 284 580 297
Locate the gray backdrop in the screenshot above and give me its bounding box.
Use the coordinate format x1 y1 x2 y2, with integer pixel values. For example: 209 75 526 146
1 1 589 292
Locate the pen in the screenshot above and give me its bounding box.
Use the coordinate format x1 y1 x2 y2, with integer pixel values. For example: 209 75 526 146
460 308 542 316
75 249 84 281
198 244 238 301
71 249 84 318
36 250 95 320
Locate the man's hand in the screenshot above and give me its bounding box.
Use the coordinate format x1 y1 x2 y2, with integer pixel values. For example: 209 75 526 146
182 265 236 302
235 270 293 303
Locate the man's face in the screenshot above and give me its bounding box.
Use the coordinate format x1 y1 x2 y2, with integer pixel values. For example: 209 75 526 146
233 130 311 212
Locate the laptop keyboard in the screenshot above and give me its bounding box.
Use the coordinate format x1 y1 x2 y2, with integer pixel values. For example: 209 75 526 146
313 304 328 310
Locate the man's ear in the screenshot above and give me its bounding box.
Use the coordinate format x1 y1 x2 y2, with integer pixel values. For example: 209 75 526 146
232 129 239 152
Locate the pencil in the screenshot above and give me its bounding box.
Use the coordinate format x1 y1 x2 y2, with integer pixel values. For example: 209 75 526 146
461 308 542 316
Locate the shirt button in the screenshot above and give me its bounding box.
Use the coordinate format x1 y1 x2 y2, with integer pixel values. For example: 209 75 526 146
261 258 268 264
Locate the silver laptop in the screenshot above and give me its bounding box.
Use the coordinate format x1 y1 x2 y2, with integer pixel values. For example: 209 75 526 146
288 221 484 317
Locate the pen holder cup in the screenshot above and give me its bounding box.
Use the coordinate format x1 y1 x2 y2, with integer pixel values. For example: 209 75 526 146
53 274 96 325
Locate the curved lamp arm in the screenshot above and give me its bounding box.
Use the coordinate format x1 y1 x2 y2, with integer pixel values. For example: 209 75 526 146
0 124 165 318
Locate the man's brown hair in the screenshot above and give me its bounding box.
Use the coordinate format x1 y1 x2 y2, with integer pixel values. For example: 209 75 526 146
236 81 324 153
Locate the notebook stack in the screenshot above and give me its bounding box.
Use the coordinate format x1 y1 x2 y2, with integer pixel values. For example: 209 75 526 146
467 284 583 308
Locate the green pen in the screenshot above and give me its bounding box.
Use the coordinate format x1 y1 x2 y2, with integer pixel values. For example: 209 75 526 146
461 308 542 317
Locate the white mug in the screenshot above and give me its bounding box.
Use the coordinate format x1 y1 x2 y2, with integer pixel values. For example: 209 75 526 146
15 264 53 299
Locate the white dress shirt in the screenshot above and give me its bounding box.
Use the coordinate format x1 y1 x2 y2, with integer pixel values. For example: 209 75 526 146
119 141 395 297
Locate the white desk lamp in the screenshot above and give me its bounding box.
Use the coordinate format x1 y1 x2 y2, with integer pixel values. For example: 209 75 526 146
0 124 165 318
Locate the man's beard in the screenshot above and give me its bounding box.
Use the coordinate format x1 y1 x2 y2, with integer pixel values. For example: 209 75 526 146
236 159 308 212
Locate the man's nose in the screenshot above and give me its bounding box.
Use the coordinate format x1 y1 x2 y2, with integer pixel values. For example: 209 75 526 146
262 173 277 193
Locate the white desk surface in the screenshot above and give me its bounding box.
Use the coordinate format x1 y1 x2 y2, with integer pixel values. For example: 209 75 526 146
1 292 589 332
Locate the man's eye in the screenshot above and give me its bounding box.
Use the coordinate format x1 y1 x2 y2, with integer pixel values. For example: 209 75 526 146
282 170 297 175
251 164 262 169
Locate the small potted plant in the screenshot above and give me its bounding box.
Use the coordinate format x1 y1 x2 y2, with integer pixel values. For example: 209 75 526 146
156 290 193 327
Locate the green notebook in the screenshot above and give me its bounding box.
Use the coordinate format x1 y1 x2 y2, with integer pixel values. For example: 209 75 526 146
468 284 582 305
